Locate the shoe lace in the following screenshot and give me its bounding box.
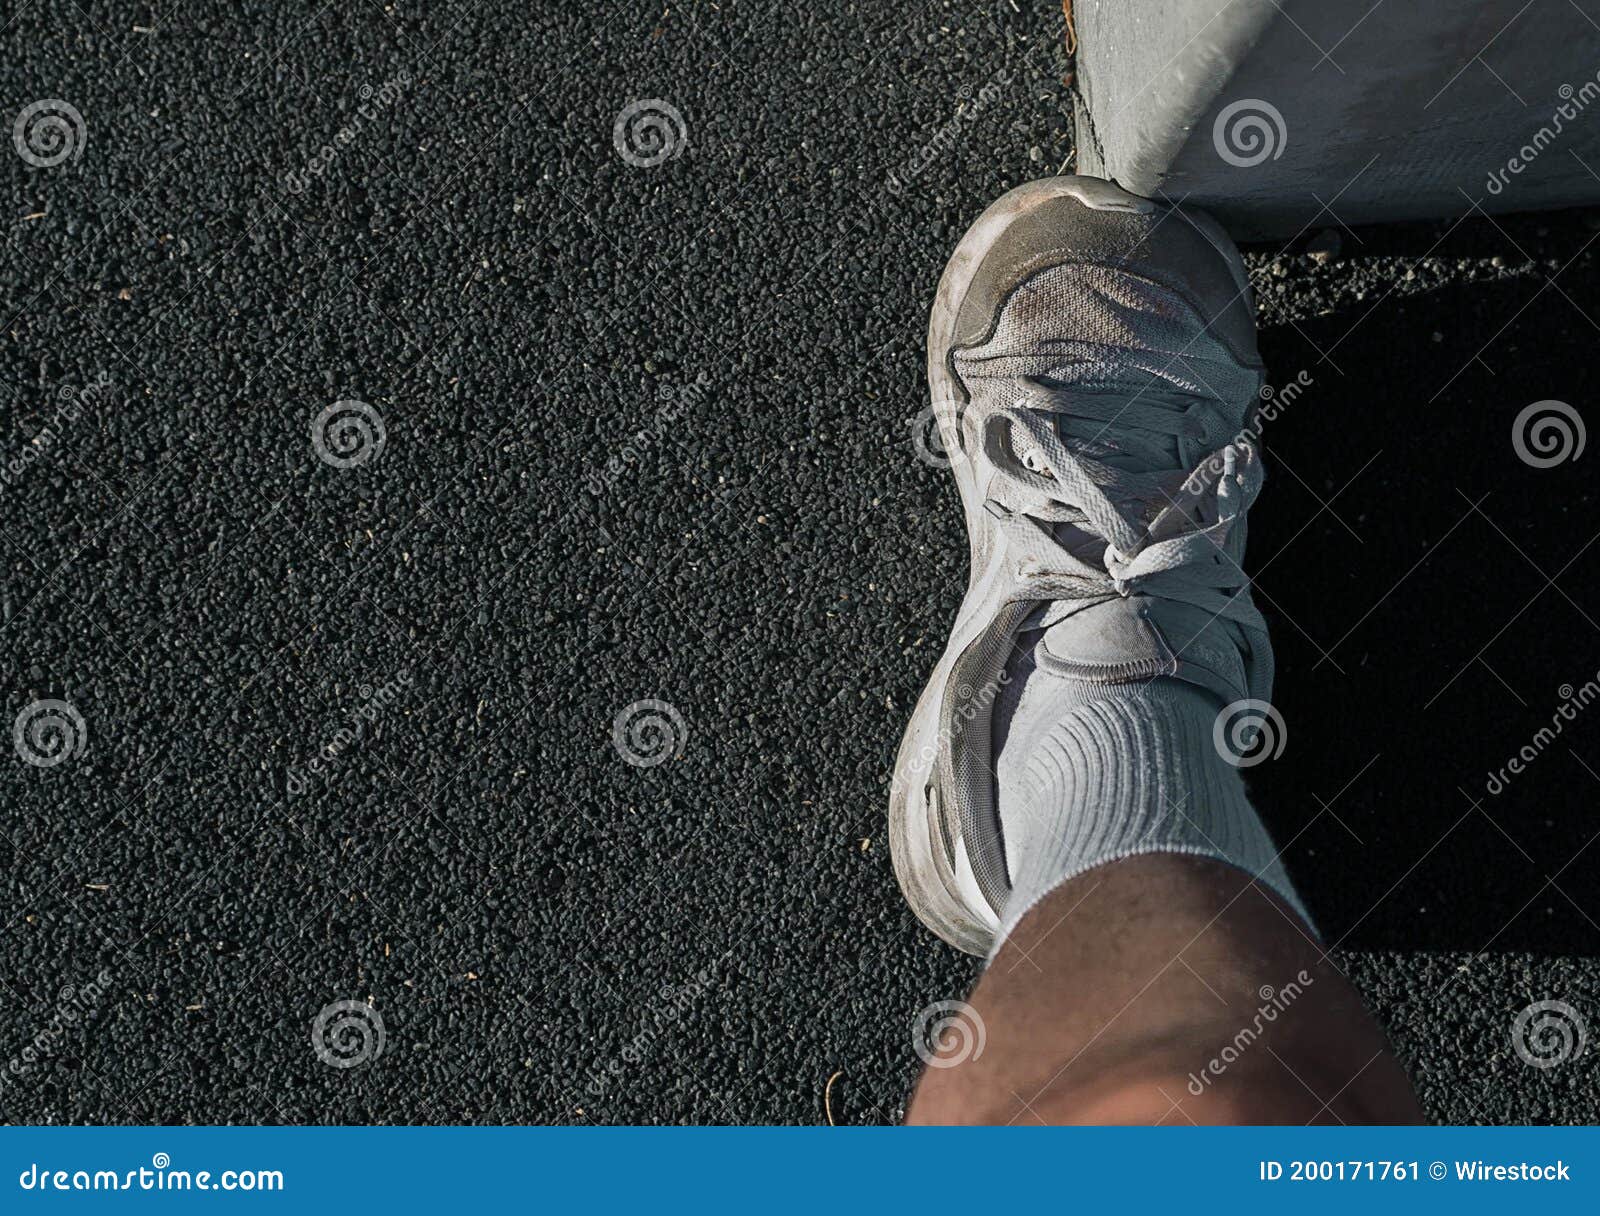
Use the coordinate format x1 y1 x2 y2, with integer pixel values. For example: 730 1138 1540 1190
980 373 1267 635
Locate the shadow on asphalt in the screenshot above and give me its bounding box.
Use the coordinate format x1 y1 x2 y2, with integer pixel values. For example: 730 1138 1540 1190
1245 208 1600 958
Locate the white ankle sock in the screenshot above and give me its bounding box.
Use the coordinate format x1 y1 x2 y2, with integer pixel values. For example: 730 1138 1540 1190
993 662 1312 943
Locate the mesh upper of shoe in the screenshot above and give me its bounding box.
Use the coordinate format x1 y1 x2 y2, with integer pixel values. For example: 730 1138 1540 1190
952 261 1268 654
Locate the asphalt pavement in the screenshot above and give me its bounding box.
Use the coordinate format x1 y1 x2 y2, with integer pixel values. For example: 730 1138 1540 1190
2 1 1598 1124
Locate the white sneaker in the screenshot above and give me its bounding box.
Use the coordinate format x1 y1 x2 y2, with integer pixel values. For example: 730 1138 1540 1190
890 176 1273 955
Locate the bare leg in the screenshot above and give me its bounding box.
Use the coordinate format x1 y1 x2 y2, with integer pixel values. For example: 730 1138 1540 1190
907 855 1424 1125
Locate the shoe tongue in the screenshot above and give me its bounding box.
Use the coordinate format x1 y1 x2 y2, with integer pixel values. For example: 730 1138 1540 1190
1038 597 1247 706
1038 597 1163 670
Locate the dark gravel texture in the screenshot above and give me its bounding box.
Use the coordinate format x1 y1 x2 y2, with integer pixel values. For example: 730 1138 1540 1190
2 1 1598 1125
